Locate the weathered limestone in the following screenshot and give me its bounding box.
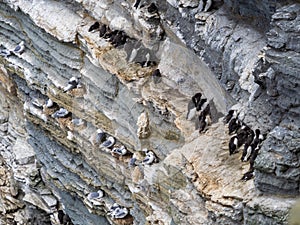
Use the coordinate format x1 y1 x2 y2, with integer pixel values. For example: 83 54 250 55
0 0 299 225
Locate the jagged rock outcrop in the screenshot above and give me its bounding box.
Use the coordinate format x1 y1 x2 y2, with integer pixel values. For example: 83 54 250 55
0 0 299 225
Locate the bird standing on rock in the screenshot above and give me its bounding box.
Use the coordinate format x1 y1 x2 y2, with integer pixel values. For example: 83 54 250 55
101 136 115 148
87 190 104 200
88 21 100 32
63 77 79 93
52 108 70 118
13 41 25 54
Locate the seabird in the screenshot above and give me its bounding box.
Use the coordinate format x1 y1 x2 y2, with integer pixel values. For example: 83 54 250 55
101 136 115 148
236 125 253 146
87 190 104 200
63 77 79 93
57 210 65 224
133 0 141 9
96 129 106 143
186 93 202 120
13 41 25 54
152 69 162 84
204 0 213 12
147 3 158 14
109 203 121 213
108 30 119 42
111 145 127 156
241 144 254 162
241 170 254 181
196 98 207 111
186 101 197 121
45 98 54 108
52 108 70 118
62 213 72 225
111 31 127 47
31 98 43 109
192 93 202 108
229 135 240 155
128 153 137 167
223 110 236 124
112 207 129 219
88 21 100 32
228 118 241 134
142 151 156 165
0 49 11 57
99 24 108 37
103 26 113 39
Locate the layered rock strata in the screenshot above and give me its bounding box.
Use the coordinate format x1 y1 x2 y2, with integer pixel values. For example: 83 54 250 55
0 0 299 225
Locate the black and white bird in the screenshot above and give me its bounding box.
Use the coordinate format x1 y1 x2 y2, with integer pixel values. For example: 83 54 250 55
128 153 137 167
52 108 70 118
99 24 108 37
88 21 100 32
152 69 162 84
199 0 213 12
228 118 241 134
63 77 79 93
197 102 211 133
111 145 127 156
13 41 25 54
223 110 237 124
241 170 254 181
87 190 104 200
229 135 240 155
186 93 202 121
142 150 157 165
95 129 106 143
147 3 158 14
101 136 115 148
133 0 141 9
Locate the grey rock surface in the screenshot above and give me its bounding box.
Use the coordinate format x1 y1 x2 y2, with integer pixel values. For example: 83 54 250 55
0 0 299 225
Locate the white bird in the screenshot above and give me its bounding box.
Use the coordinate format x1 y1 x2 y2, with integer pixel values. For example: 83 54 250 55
101 136 115 148
142 151 156 165
63 77 79 93
45 98 54 108
111 146 127 156
52 108 69 118
87 190 104 200
13 41 25 54
112 207 129 219
0 49 11 57
31 98 43 109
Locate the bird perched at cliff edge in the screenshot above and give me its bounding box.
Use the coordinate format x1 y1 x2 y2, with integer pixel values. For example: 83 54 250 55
101 136 115 148
142 150 157 165
152 69 162 84
111 145 127 156
95 128 106 143
88 21 100 32
63 77 79 93
0 48 11 57
52 108 70 118
13 41 25 54
87 190 104 200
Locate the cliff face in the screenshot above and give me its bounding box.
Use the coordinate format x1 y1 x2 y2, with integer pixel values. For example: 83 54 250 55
0 0 299 225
